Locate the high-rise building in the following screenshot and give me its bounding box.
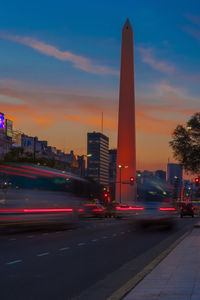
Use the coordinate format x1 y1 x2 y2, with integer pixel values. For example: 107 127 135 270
167 163 182 200
167 163 182 186
87 132 109 186
116 19 136 203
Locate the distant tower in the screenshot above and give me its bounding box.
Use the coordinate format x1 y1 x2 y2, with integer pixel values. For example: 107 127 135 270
116 19 136 203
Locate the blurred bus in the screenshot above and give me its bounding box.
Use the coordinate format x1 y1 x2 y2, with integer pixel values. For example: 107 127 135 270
0 163 93 228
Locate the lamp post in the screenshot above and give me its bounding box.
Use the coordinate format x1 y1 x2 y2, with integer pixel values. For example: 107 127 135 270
118 165 128 203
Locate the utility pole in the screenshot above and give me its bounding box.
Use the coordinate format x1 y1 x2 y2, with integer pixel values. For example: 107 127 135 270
118 165 128 203
119 166 122 203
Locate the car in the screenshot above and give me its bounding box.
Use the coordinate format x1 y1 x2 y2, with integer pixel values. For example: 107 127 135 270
103 202 118 218
180 203 194 218
113 203 143 219
133 200 177 229
78 203 106 218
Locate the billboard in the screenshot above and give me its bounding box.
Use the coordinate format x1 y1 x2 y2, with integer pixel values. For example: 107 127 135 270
5 119 13 137
0 113 5 129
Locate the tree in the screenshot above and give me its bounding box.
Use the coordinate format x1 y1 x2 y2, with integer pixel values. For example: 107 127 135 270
4 147 24 162
169 113 200 174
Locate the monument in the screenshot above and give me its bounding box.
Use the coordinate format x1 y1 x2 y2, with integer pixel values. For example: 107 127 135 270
116 19 136 204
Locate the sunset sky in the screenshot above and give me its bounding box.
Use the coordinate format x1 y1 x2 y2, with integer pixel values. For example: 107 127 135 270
0 0 200 171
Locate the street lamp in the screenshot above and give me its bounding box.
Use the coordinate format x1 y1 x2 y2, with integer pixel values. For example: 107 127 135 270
118 165 128 203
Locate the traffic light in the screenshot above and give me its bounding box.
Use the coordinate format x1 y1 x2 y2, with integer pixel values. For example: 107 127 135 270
103 191 111 203
130 177 134 185
195 178 199 186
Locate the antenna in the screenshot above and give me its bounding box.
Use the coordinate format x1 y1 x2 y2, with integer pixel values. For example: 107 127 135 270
101 112 104 134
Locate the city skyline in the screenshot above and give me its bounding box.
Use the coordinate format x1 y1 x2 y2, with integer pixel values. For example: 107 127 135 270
1 1 200 170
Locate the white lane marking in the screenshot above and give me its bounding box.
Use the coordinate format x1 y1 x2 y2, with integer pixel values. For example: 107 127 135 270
9 238 16 241
78 242 85 246
59 247 70 251
102 236 108 239
92 239 98 242
27 235 33 238
7 259 22 265
121 231 125 234
42 233 48 236
113 233 117 237
37 252 49 257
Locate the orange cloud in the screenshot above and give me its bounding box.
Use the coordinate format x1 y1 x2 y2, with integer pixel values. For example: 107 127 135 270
0 79 199 139
65 114 117 130
136 109 179 135
2 79 199 172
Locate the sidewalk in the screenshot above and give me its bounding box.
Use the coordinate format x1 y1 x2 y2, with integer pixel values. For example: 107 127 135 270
123 227 200 300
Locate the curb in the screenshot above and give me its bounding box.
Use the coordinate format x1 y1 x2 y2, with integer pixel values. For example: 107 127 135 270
107 228 193 300
194 221 200 228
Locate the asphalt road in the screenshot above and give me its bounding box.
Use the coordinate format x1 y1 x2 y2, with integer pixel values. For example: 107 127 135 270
0 217 198 300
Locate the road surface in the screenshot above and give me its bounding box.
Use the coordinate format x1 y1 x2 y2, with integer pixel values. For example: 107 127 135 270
0 217 197 300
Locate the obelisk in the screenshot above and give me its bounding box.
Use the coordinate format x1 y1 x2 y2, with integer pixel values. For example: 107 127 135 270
116 19 136 204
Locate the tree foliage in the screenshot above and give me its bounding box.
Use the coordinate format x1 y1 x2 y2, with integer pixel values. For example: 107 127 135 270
169 113 200 174
4 147 25 162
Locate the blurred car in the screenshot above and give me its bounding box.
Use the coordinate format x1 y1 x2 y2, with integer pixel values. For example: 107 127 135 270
113 203 143 219
180 203 194 218
103 202 118 218
78 203 106 218
193 202 200 216
134 200 177 229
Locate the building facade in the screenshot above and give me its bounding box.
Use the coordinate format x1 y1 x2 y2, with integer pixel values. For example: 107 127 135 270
0 130 12 160
0 113 12 159
87 132 109 186
21 134 36 154
77 155 86 177
167 163 182 186
167 163 183 200
155 170 166 182
12 130 22 146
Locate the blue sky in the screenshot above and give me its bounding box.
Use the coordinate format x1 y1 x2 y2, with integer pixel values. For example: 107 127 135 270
0 0 200 170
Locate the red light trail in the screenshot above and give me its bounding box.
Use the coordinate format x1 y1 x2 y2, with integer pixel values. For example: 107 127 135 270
0 208 74 213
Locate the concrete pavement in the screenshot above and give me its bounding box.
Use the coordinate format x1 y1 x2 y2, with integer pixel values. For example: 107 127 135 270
123 225 200 300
